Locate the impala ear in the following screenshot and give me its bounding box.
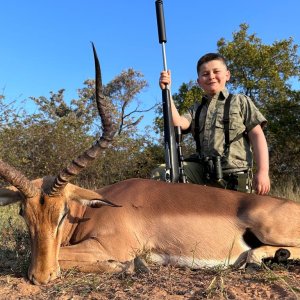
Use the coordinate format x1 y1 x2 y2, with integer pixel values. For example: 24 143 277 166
76 198 121 208
0 187 24 206
67 185 121 208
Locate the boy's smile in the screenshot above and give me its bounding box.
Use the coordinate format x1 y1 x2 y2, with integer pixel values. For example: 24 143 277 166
197 60 230 96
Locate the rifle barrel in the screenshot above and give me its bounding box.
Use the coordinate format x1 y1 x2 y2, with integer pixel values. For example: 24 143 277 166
155 0 180 183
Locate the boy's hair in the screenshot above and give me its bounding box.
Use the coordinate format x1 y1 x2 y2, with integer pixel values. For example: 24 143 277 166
196 53 227 75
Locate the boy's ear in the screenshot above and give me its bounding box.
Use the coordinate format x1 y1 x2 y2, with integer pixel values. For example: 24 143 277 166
226 69 231 81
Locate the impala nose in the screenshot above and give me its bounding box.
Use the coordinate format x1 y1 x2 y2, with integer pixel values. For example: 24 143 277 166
29 268 60 285
31 274 50 286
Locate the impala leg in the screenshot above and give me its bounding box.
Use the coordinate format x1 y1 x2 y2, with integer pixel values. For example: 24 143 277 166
246 245 300 265
58 238 135 273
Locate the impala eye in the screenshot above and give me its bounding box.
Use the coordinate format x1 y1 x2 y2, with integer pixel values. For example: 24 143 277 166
19 206 24 217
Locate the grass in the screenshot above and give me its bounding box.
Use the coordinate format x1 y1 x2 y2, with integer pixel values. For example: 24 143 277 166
0 203 30 275
203 260 300 300
261 262 300 298
205 269 228 299
0 203 23 229
271 179 300 202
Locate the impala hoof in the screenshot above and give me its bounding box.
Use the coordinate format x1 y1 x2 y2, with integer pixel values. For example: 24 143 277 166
134 257 150 274
274 248 290 263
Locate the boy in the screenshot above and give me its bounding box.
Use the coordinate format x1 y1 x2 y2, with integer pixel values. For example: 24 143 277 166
155 53 270 195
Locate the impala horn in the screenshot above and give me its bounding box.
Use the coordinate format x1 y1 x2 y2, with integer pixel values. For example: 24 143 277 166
48 43 116 196
0 160 38 198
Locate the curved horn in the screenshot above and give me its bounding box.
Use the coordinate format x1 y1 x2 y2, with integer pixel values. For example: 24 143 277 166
48 43 116 196
0 160 38 198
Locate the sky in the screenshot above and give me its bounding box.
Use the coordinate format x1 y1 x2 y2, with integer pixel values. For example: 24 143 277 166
1 0 300 131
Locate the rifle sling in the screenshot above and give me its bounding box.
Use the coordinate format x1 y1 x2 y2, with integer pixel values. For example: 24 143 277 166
194 93 244 155
223 93 233 152
194 97 207 154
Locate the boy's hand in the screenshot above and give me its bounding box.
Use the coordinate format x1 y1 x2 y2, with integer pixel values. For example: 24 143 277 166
159 70 171 89
248 125 270 196
253 171 270 195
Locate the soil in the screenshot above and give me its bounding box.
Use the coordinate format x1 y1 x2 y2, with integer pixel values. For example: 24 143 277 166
0 261 300 299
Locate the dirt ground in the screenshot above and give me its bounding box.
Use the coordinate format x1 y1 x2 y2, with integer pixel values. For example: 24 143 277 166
1 260 300 300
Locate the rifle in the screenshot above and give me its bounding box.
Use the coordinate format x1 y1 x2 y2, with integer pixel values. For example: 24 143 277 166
155 0 186 183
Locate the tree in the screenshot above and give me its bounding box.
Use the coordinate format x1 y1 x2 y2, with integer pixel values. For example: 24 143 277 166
217 23 300 108
30 68 154 137
217 23 300 181
0 93 25 127
104 68 155 136
0 68 161 187
264 90 300 181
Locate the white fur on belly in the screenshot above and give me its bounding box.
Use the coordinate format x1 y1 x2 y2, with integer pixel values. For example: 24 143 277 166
149 252 247 269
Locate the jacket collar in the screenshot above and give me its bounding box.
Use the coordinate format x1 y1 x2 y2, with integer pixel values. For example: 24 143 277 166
203 88 229 102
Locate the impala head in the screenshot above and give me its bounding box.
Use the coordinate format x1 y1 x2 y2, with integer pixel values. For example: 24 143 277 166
0 44 117 285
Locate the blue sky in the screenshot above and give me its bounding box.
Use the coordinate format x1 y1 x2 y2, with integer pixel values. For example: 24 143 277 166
1 0 299 130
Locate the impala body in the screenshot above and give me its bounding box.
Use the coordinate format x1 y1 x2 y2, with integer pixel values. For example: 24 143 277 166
57 178 300 273
2 176 300 285
1 45 300 286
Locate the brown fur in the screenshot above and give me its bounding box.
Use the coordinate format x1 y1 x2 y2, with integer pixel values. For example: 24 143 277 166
2 177 300 285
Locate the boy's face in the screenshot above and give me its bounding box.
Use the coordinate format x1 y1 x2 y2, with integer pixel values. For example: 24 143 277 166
197 59 230 96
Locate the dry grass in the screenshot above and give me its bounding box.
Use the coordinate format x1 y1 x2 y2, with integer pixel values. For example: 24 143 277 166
271 179 300 202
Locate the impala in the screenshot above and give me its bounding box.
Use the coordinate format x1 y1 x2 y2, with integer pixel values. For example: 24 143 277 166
1 45 300 286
